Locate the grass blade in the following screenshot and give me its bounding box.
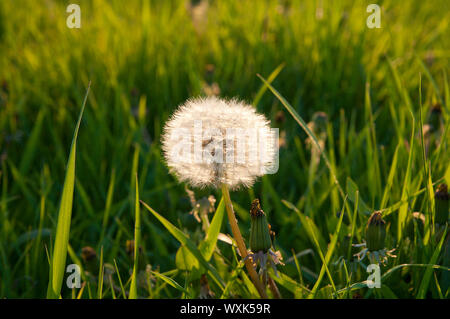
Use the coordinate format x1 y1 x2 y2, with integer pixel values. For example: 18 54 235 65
397 108 415 242
129 174 141 299
253 63 285 107
417 227 448 298
97 246 104 299
257 74 344 199
198 197 225 261
18 109 46 176
113 259 126 299
46 81 90 299
380 144 400 209
140 200 225 290
308 197 347 298
150 271 189 295
346 177 371 215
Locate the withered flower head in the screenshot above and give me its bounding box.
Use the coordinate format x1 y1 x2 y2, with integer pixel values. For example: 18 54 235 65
435 184 449 225
81 246 97 262
126 240 142 257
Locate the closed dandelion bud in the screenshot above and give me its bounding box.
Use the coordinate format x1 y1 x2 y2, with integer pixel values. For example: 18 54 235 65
249 199 272 253
435 184 449 225
366 211 386 252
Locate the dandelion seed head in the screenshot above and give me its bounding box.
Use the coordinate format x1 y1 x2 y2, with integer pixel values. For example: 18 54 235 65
161 97 278 190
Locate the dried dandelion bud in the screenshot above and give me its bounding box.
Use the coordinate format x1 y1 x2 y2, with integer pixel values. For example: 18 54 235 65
249 199 272 253
199 274 215 299
81 246 98 275
306 111 328 143
161 97 278 190
435 184 449 225
126 240 134 256
126 239 142 258
406 211 425 238
81 246 97 262
366 211 386 252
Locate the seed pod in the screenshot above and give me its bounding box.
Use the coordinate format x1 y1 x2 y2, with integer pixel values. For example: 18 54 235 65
366 211 386 252
81 246 98 275
249 199 272 253
435 184 449 225
81 246 97 262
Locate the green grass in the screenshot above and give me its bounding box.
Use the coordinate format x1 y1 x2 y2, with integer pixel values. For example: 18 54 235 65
0 0 449 299
47 82 90 299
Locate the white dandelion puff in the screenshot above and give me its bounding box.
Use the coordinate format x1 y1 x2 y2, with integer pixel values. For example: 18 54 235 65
161 97 278 190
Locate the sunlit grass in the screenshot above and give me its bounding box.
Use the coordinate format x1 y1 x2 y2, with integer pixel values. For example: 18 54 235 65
0 0 449 299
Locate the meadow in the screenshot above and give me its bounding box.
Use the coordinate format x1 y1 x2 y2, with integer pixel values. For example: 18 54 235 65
0 0 449 299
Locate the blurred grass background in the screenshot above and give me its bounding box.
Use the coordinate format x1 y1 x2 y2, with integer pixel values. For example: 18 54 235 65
0 0 449 298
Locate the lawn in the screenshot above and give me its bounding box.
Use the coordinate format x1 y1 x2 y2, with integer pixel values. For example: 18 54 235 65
0 0 449 299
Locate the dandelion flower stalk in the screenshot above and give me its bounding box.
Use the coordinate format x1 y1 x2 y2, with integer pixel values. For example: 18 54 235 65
268 276 281 299
222 184 268 298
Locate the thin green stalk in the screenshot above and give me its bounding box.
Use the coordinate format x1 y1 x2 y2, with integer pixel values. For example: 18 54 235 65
129 174 141 299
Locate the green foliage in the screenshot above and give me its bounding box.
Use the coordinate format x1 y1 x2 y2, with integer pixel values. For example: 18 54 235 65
46 83 90 299
0 0 449 299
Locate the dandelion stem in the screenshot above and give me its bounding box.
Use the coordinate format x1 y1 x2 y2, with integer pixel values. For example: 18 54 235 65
268 276 281 299
221 184 268 298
